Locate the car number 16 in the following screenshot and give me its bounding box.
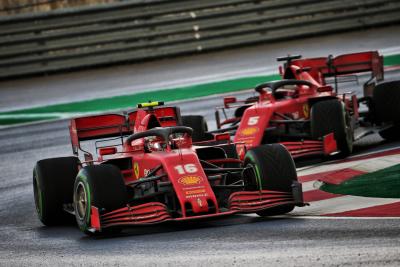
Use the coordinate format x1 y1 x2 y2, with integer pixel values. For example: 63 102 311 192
174 164 198 174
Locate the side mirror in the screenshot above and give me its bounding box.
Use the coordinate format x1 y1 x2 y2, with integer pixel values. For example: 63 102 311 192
224 96 237 107
130 139 145 152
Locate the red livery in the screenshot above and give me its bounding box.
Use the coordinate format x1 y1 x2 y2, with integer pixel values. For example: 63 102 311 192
33 101 305 235
193 51 400 159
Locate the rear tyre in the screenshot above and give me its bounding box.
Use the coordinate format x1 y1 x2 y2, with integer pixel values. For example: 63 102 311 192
372 81 400 141
33 157 80 226
181 115 209 142
379 125 400 141
311 99 353 157
73 164 128 235
373 81 400 123
244 144 297 216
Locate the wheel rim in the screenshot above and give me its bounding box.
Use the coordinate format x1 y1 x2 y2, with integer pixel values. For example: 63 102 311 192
75 182 87 220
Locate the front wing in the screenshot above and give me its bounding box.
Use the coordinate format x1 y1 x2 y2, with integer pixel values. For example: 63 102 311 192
89 182 305 232
280 133 338 159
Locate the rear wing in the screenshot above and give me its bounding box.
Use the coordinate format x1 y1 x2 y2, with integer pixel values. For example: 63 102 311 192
128 106 182 129
288 51 384 83
326 51 384 80
69 106 182 155
70 114 131 155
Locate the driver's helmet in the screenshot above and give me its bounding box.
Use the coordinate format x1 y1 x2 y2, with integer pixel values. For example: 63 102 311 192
144 136 166 152
275 84 298 99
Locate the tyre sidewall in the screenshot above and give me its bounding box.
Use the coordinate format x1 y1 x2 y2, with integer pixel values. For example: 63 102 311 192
73 172 92 233
33 167 46 222
73 165 128 235
243 144 297 216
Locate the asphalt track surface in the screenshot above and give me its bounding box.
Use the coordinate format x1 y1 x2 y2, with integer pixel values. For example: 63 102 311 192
2 28 400 266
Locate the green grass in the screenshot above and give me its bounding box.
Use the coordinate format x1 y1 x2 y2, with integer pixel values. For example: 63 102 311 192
384 54 400 66
0 74 279 125
320 164 400 198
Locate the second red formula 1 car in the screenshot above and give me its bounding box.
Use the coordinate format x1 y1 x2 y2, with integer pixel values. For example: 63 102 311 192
187 51 400 160
33 101 304 235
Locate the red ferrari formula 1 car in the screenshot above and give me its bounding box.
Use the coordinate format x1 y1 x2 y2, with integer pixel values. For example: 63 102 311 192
188 51 400 160
33 101 305 235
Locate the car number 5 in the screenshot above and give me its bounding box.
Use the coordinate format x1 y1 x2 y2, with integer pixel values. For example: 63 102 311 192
248 116 259 125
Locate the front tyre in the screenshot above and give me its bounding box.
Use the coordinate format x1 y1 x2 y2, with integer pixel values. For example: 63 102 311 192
244 144 298 216
73 164 128 235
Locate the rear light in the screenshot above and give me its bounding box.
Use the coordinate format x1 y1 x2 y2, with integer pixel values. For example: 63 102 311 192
224 97 237 107
99 147 117 156
215 133 231 142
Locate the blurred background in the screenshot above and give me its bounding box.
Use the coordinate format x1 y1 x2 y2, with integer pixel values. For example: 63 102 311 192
0 0 399 122
0 0 117 15
1 0 399 80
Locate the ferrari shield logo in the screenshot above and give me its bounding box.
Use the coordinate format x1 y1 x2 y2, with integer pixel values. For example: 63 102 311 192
134 162 140 178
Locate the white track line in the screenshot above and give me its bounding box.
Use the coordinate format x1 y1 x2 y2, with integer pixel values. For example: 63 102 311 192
381 46 400 56
243 214 400 219
290 216 400 220
292 196 400 216
301 181 316 192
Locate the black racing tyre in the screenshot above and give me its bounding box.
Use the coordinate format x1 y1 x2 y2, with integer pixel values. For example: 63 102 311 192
373 81 400 123
33 156 80 226
311 99 353 157
73 164 128 235
379 125 400 141
181 115 209 142
244 144 297 216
